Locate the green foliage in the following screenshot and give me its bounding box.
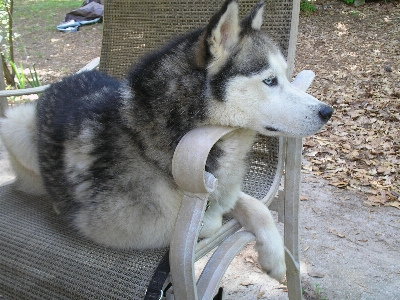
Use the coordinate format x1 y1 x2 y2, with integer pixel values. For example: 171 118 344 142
10 61 26 89
9 61 41 89
300 0 317 13
344 0 355 4
27 64 40 87
314 284 329 300
0 1 10 40
0 0 12 57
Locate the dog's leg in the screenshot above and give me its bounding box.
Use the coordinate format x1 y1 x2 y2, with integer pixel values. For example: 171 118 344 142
0 104 46 194
230 191 286 282
199 201 225 238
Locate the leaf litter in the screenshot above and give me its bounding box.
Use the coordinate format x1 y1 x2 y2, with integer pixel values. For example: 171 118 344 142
295 1 400 208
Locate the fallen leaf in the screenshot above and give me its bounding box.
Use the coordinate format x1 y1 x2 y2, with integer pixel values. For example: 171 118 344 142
329 228 346 238
364 201 381 207
257 291 266 299
389 202 400 209
308 271 325 278
278 287 288 292
329 181 349 188
367 195 387 204
245 256 256 264
305 151 319 157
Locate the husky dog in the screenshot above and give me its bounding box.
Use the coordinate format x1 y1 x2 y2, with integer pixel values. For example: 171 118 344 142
0 0 332 282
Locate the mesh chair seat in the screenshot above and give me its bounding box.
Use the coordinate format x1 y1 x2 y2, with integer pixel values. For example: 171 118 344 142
243 135 281 203
0 185 167 299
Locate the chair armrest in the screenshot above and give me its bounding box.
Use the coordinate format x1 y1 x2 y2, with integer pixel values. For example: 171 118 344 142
76 57 101 74
0 57 100 97
170 125 238 300
291 70 315 91
0 84 51 97
172 126 235 194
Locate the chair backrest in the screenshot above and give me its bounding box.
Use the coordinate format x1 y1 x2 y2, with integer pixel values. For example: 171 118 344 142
99 0 298 79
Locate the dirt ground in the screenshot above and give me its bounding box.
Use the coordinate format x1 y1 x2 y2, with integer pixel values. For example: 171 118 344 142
2 0 400 299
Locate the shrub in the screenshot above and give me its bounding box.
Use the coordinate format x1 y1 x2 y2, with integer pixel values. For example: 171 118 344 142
300 0 317 13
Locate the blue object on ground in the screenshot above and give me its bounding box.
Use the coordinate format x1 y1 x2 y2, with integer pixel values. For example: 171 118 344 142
57 17 101 32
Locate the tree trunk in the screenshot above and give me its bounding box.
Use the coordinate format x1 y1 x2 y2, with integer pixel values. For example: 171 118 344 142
1 53 14 86
2 0 15 86
0 57 8 117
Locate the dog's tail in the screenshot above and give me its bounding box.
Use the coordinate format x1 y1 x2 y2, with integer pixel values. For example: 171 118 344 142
0 103 47 195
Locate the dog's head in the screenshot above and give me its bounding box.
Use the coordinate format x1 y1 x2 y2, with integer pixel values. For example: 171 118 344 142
198 0 333 137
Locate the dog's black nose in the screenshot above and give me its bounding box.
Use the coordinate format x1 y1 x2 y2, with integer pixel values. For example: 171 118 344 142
319 105 333 121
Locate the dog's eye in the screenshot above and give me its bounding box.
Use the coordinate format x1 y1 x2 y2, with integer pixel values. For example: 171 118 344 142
263 77 278 87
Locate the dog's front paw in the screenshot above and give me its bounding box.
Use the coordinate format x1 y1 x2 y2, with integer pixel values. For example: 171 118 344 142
255 232 286 282
257 246 286 282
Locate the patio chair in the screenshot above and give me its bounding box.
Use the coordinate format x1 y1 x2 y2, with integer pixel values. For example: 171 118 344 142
0 0 311 299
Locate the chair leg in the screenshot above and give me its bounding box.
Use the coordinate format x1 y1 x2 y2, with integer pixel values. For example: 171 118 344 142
285 248 302 300
196 231 255 300
283 137 303 300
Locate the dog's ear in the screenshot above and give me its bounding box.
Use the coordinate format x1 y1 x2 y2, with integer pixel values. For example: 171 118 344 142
197 0 239 73
241 0 265 31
